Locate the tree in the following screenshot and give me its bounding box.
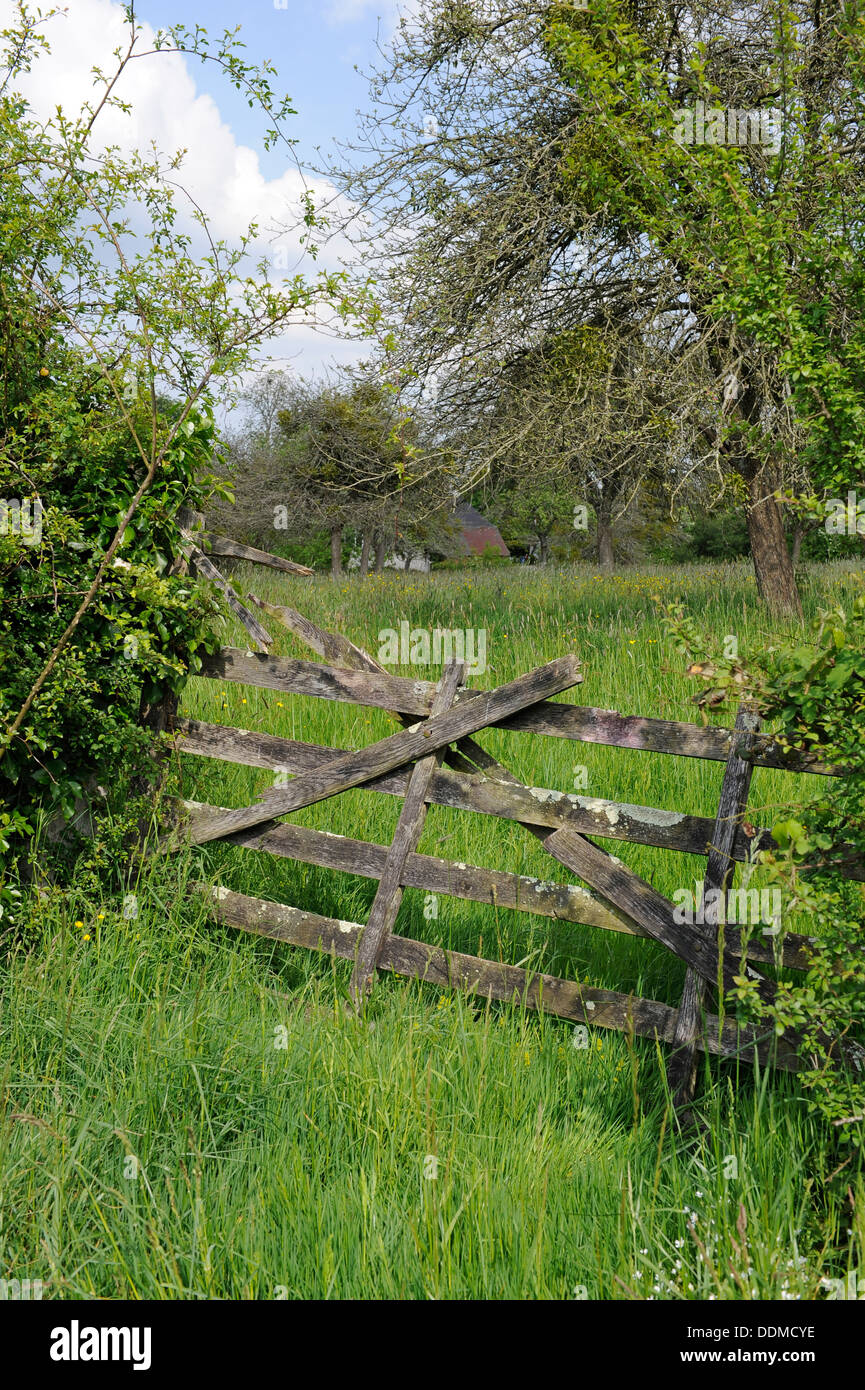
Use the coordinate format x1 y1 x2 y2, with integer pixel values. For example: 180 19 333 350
473 323 682 566
327 0 865 615
206 372 314 554
0 3 368 875
274 369 454 577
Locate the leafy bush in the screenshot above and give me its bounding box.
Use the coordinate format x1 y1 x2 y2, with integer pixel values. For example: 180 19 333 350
664 593 865 1144
0 7 369 897
666 509 751 562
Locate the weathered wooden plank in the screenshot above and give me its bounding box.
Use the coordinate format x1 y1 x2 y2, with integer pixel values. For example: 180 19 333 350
181 535 272 652
181 803 814 968
180 654 583 845
196 885 800 1071
426 769 777 863
495 704 836 775
246 595 373 668
667 706 761 1112
541 828 776 1003
201 535 314 576
243 601 498 781
191 646 840 775
195 647 449 716
172 720 772 864
350 660 465 1007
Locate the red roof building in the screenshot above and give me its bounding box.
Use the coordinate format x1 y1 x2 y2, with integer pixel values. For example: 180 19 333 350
452 503 510 558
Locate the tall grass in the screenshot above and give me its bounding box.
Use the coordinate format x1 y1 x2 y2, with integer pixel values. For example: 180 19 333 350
1 560 862 1299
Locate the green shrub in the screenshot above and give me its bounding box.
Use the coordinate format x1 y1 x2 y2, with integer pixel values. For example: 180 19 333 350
664 591 865 1144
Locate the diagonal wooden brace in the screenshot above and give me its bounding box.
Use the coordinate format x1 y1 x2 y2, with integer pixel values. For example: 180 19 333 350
180 530 272 651
540 826 775 1005
179 653 582 846
349 660 465 1009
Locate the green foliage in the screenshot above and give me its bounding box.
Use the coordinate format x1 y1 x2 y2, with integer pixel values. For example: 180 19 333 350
663 589 865 1142
486 475 577 559
0 388 223 826
0 4 372 888
544 0 865 561
668 510 752 563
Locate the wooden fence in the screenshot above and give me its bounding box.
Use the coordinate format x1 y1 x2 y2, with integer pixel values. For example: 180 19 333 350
166 533 861 1116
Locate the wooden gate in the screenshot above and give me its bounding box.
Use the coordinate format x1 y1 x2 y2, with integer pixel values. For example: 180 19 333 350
165 537 860 1113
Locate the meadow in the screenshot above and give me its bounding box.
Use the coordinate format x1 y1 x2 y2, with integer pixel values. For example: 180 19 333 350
1 559 863 1300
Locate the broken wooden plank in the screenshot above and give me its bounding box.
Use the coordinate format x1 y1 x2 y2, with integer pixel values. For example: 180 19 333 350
192 645 841 775
196 885 800 1071
541 828 776 1003
181 534 272 652
667 706 762 1113
201 535 314 576
350 660 465 1007
195 647 449 716
180 802 814 969
247 595 373 667
179 653 583 845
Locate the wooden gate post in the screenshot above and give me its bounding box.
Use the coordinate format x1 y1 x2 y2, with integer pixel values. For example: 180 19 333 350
666 704 762 1115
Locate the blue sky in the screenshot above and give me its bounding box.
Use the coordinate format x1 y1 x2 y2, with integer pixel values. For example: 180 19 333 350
0 0 407 379
135 0 397 180
129 0 405 377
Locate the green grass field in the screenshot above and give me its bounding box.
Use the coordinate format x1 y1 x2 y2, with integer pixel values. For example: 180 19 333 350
2 560 863 1299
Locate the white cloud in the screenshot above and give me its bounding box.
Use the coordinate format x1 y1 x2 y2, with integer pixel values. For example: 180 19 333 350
0 0 365 378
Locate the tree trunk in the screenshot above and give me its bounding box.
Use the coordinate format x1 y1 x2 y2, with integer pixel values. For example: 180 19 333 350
373 530 386 573
745 474 802 618
721 376 802 618
359 530 373 575
597 518 614 568
790 525 803 569
330 525 343 579
537 532 552 565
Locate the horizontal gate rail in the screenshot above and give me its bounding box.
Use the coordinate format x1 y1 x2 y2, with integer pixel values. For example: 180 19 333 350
193 646 843 776
182 799 815 970
175 718 864 882
198 885 801 1072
